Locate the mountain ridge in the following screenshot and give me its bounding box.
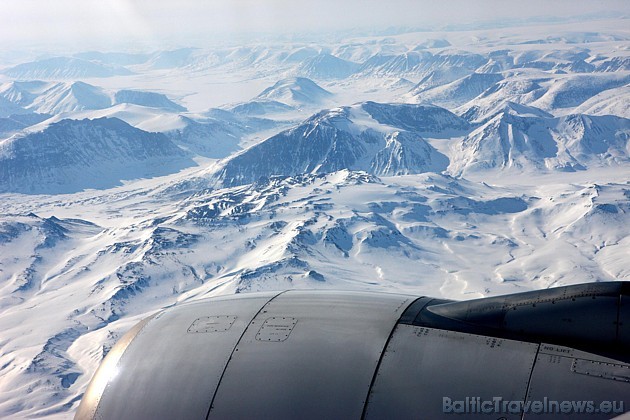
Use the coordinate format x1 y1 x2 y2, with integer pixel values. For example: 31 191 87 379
0 117 195 193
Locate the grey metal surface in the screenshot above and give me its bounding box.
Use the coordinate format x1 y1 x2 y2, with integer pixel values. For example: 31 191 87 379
76 283 630 420
413 281 629 358
255 316 298 342
502 294 619 343
87 292 279 420
207 290 413 420
187 315 237 333
572 358 630 382
523 344 630 419
621 295 630 347
364 324 539 420
75 313 157 420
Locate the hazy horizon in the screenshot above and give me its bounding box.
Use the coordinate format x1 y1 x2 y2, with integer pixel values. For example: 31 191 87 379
2 0 629 52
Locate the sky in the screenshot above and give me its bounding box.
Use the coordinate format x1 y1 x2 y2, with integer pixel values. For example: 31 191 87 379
2 0 629 51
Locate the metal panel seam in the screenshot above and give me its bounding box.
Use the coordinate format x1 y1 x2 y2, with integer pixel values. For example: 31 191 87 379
360 297 421 420
520 343 541 420
204 290 288 420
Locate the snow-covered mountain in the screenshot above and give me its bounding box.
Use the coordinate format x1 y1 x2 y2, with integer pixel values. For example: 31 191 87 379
282 46 321 63
30 82 111 114
0 81 111 115
296 53 360 79
114 90 187 112
572 84 630 118
2 167 629 417
0 80 50 107
0 116 28 138
2 57 133 79
0 117 194 193
0 96 28 118
361 101 471 136
451 108 630 174
0 113 50 139
144 48 199 69
255 77 333 106
215 102 453 186
556 114 630 164
457 79 549 123
530 73 630 111
358 51 429 77
592 56 630 72
409 68 470 91
455 73 630 123
414 38 452 49
228 100 295 116
0 81 190 116
202 107 280 134
164 116 241 158
157 107 284 158
409 73 504 108
357 50 488 81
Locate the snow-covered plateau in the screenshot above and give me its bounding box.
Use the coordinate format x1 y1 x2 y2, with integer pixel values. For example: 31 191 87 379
0 17 629 418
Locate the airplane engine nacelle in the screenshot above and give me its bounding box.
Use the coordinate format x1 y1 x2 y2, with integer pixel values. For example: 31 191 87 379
76 283 630 419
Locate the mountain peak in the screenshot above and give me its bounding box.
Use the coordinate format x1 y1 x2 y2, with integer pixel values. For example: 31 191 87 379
114 90 187 112
2 56 133 79
256 77 332 106
0 117 194 193
297 53 359 79
215 102 452 187
0 80 111 115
